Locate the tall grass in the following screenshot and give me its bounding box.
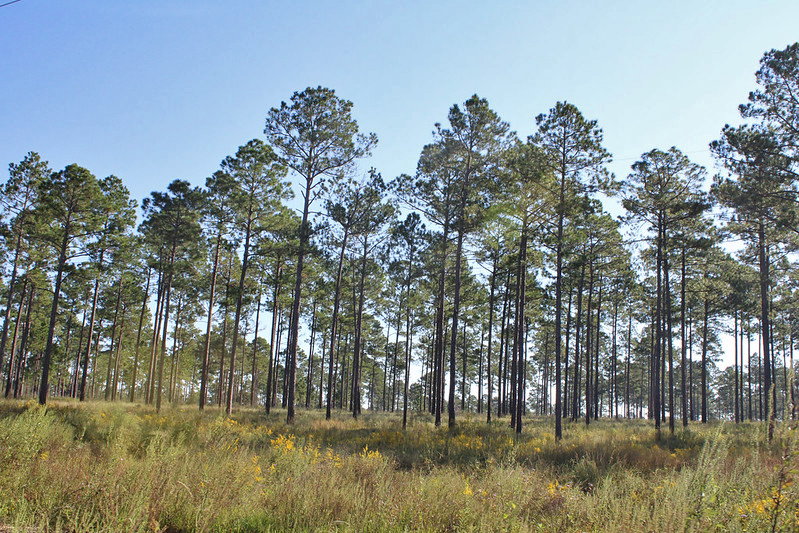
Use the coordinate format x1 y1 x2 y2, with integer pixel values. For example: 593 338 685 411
0 400 796 532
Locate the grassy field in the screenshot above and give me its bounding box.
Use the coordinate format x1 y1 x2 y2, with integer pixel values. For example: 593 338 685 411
0 401 797 532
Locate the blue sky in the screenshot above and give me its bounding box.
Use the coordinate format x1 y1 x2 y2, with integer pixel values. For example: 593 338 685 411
3 1 799 208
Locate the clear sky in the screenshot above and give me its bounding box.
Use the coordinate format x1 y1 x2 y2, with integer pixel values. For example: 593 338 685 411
3 1 799 205
2 1 798 376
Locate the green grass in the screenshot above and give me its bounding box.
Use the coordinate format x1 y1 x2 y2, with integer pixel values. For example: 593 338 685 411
0 399 797 532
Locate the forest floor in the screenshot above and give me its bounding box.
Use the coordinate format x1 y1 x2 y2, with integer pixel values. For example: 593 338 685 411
0 400 796 532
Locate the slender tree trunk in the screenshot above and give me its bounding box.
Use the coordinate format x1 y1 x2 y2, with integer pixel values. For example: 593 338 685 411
478 326 484 414
611 296 618 418
156 269 174 413
305 301 317 409
402 310 414 429
382 326 390 410
39 224 72 405
515 229 528 434
433 225 449 426
326 224 352 417
104 280 123 401
266 258 282 414
585 262 594 427
448 215 466 428
146 268 165 404
701 297 709 423
13 288 34 398
4 277 28 398
572 263 585 421
689 311 694 420
218 268 231 408
564 283 573 420
283 304 293 408
351 237 369 418
169 300 183 403
747 326 753 420
70 308 87 398
664 243 675 434
543 331 550 415
226 219 254 415
757 222 774 438
680 247 687 426
510 264 519 428
130 267 151 403
392 306 403 411
461 320 467 412
498 271 510 417
286 178 314 424
80 271 102 401
90 319 103 399
200 232 222 410
594 276 603 420
486 259 496 424
653 219 663 436
111 306 126 401
744 321 749 420
0 230 24 386
156 240 179 411
554 168 567 440
318 331 326 410
251 289 262 407
735 311 740 423
626 303 632 418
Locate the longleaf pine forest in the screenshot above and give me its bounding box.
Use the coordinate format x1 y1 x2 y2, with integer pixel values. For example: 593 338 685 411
2 43 799 532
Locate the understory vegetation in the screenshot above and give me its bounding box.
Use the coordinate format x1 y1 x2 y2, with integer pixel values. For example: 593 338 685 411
1 400 798 532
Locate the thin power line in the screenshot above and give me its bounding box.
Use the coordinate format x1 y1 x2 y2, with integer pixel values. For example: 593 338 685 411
0 0 23 8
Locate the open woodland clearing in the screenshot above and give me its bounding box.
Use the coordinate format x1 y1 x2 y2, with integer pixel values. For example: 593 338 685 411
0 400 798 532
2 3 799 529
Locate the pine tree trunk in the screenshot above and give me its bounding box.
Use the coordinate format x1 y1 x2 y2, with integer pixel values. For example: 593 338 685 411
433 227 448 426
266 258 281 414
200 233 222 409
80 273 102 401
664 244 675 434
0 230 24 385
626 307 632 418
156 270 174 413
515 229 527 434
701 297 709 423
572 263 585 421
653 219 663 436
286 178 313 424
104 280 123 401
130 268 151 403
757 222 774 438
564 284 573 420
553 169 567 440
351 238 369 418
251 289 262 407
680 247 688 426
146 268 165 404
13 290 34 398
305 301 316 409
594 279 602 420
111 307 126 401
39 225 71 405
226 219 254 415
585 264 594 426
485 258 496 424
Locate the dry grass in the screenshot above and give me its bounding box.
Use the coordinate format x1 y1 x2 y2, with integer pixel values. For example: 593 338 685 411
0 399 797 532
